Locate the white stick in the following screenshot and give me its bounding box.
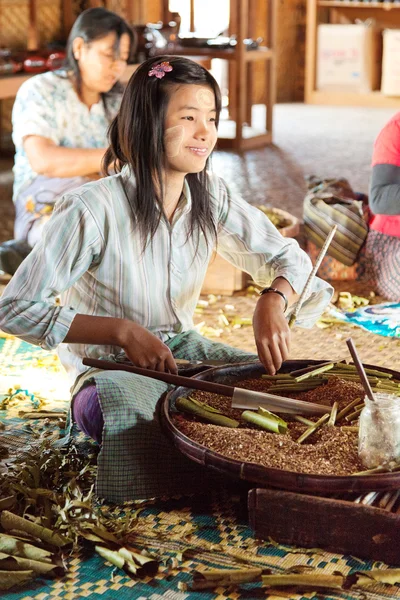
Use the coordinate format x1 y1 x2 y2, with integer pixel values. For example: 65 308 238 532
289 225 337 328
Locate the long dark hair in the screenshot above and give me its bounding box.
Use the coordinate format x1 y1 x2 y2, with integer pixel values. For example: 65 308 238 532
63 7 135 116
104 55 222 252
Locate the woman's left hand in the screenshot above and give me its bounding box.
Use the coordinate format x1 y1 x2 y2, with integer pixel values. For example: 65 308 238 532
253 292 291 375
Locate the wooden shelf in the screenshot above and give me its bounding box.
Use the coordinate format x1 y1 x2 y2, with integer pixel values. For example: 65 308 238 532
0 64 139 101
305 0 400 106
164 0 277 151
171 45 273 61
307 89 400 107
318 1 400 8
0 73 34 101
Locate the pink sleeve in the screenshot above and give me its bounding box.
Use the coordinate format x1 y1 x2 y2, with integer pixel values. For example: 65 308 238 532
372 118 400 168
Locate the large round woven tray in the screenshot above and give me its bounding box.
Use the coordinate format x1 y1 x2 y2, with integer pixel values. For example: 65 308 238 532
161 359 400 494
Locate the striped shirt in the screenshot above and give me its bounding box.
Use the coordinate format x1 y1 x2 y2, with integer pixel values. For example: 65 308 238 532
0 168 333 383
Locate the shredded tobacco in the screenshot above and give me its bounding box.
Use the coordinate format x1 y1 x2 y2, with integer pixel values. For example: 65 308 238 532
174 377 366 475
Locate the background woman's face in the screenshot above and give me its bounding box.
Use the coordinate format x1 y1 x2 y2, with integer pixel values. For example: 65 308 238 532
74 32 131 94
164 84 218 176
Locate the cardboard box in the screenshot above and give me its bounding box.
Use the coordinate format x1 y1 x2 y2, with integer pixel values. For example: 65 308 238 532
381 29 400 96
201 209 300 295
317 24 381 93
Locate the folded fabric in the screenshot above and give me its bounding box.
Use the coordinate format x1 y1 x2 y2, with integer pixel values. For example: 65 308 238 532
328 302 400 338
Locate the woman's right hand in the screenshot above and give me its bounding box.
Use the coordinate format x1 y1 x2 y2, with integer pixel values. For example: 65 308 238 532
120 321 178 374
65 315 178 374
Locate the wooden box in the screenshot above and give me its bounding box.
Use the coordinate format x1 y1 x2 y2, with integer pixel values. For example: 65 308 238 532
248 488 400 565
201 254 248 296
201 208 300 296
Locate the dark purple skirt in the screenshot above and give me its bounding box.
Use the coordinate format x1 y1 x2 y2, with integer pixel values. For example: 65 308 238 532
72 384 104 444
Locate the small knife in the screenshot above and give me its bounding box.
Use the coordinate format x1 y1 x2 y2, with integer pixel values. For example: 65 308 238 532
176 358 256 367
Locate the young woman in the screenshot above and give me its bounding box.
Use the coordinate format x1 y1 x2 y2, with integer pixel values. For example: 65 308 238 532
356 112 400 301
0 56 333 502
0 7 134 273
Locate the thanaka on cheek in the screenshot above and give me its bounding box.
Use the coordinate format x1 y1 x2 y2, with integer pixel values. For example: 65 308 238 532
164 125 185 158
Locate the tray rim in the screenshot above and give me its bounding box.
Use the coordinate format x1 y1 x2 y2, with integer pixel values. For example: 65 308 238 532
160 358 400 494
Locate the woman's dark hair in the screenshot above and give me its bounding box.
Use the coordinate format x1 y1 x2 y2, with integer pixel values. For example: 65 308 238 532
104 55 222 252
64 7 135 114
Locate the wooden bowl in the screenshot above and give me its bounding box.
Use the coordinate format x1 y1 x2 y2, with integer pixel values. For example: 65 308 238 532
160 359 400 494
256 206 300 238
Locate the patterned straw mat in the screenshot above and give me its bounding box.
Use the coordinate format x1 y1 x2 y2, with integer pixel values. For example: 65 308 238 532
1 281 400 600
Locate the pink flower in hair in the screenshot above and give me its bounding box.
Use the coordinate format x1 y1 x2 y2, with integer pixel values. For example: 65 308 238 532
148 61 173 79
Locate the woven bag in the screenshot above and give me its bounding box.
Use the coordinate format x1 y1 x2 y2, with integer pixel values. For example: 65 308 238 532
303 176 368 267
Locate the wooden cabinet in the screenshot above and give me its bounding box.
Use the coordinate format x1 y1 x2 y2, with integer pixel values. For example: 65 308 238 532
163 0 277 150
305 0 400 107
1 0 276 152
0 0 150 100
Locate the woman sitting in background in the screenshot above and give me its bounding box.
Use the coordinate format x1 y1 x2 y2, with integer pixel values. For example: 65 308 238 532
357 112 400 301
0 6 134 274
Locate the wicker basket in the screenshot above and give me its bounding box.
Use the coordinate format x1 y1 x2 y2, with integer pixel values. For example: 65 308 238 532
161 359 400 494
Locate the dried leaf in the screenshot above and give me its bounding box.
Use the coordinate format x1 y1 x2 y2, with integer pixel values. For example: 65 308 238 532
1 511 72 548
262 573 344 589
177 581 188 591
0 496 15 511
267 537 323 555
355 568 400 586
119 546 159 577
0 551 64 577
95 546 124 569
192 567 262 590
0 569 34 590
0 534 53 562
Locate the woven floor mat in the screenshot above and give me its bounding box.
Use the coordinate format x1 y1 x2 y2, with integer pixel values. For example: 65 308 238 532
1 287 400 600
4 489 400 600
194 282 400 369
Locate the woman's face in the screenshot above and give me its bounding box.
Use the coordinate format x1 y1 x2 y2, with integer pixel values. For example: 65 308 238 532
163 84 218 176
73 32 131 93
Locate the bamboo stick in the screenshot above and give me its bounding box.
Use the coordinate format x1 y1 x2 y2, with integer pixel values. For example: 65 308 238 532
345 339 375 402
378 491 395 509
385 489 400 512
360 491 381 506
288 225 337 328
336 363 394 379
336 397 362 421
296 413 330 444
341 426 359 432
288 361 335 378
327 402 338 427
344 406 363 422
175 397 239 428
294 363 334 382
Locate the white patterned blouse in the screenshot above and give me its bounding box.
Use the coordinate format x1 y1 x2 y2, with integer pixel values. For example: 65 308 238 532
12 71 122 200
